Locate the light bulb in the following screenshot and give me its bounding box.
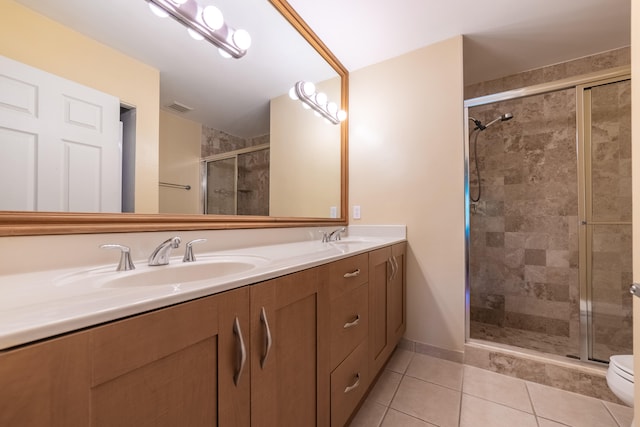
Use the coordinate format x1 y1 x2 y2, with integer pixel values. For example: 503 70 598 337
232 29 251 50
218 48 232 59
315 92 327 107
302 82 315 97
302 103 311 110
289 87 298 100
327 102 338 115
314 111 321 117
202 5 224 30
148 2 169 18
337 110 347 122
187 28 204 40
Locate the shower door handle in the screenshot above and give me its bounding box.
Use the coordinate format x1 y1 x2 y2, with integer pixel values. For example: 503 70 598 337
630 283 640 298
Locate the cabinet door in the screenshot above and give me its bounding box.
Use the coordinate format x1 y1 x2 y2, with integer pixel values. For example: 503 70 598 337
218 287 251 427
369 246 392 376
0 332 91 426
389 242 407 346
250 265 330 427
90 295 221 427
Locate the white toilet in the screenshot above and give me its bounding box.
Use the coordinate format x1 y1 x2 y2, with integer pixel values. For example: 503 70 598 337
607 354 635 426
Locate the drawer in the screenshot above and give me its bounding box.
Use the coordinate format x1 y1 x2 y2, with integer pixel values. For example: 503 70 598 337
330 283 368 369
331 339 369 427
329 253 369 300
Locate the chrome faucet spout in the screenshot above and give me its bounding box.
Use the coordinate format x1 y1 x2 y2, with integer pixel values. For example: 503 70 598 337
149 236 181 266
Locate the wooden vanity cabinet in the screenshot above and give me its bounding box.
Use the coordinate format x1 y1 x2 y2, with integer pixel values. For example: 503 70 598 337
0 242 406 427
90 287 250 427
327 253 370 427
369 242 407 376
0 331 91 426
250 265 330 427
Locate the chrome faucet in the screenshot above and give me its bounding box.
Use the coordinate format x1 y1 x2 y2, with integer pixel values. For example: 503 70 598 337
148 236 181 266
323 227 345 242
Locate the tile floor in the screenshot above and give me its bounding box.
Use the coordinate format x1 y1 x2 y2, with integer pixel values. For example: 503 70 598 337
349 349 634 427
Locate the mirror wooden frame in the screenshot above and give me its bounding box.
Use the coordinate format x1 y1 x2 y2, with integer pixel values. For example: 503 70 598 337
0 0 348 237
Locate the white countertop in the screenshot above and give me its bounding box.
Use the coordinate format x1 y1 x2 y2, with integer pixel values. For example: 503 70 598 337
0 225 405 351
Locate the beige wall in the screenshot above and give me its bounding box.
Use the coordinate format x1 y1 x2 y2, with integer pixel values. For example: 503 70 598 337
0 1 161 213
159 111 202 214
270 78 341 218
349 36 466 352
631 0 640 416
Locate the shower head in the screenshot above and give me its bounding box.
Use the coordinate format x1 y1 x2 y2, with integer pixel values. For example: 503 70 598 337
469 112 513 131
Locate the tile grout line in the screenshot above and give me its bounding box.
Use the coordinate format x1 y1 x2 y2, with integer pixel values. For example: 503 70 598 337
600 400 623 427
458 365 465 427
524 381 541 427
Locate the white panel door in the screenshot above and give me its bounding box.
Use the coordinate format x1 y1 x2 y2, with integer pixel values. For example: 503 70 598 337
0 55 121 212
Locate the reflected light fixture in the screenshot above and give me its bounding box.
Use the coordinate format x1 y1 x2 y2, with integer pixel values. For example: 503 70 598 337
288 81 347 125
146 0 251 59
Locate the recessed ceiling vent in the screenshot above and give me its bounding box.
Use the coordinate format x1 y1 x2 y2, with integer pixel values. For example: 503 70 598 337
166 101 193 113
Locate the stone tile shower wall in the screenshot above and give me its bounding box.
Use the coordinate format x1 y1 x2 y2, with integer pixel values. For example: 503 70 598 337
468 89 580 357
202 126 270 216
466 47 632 359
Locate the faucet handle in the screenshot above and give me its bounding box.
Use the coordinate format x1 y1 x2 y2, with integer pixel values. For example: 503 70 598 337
319 230 330 243
183 238 207 262
100 244 135 271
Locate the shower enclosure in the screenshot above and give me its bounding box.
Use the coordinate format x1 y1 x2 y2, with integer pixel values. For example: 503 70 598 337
202 144 270 216
465 70 632 363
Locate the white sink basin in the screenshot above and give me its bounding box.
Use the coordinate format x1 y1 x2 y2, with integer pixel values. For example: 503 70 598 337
56 255 269 289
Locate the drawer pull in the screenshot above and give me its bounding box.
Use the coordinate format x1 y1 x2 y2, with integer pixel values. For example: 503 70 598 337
344 373 361 394
260 307 272 369
233 317 247 386
343 269 361 278
343 314 361 329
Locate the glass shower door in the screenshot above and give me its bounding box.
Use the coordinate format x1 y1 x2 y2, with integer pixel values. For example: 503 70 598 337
205 157 237 215
583 78 632 362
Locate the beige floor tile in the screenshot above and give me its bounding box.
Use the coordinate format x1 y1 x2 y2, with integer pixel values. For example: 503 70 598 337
462 365 532 413
527 381 618 427
537 418 571 427
405 353 464 391
460 394 538 427
390 376 460 427
381 409 436 427
348 398 387 427
386 348 414 374
368 370 402 406
603 401 634 427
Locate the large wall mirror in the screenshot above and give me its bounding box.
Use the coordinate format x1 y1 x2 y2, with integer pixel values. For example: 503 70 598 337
0 0 348 235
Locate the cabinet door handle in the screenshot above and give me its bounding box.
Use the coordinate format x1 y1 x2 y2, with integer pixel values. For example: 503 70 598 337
343 314 361 329
233 316 246 386
260 307 272 369
344 373 361 394
343 269 360 278
387 257 396 281
392 256 399 280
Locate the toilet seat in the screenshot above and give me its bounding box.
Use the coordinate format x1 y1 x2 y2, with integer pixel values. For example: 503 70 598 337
611 355 634 383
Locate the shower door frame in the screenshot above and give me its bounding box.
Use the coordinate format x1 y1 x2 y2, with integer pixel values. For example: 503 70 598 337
577 75 632 362
201 143 270 215
463 66 631 363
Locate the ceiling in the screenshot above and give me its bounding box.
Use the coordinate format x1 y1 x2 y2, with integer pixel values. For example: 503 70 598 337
13 0 631 135
288 0 631 85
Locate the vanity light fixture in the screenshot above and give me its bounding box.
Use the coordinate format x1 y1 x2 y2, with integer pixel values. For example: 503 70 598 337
146 0 251 59
288 81 347 125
